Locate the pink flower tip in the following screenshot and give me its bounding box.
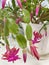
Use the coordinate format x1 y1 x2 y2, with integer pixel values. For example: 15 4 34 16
2 0 6 9
35 5 40 16
17 0 22 8
23 49 27 63
32 31 43 44
30 45 40 60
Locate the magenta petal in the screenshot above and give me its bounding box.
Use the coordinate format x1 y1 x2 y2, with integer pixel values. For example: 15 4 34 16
33 31 42 39
30 46 40 60
17 0 22 8
2 57 7 60
32 39 40 44
23 53 27 63
8 55 20 62
10 48 19 56
35 5 39 16
15 48 20 54
2 0 6 9
2 47 20 62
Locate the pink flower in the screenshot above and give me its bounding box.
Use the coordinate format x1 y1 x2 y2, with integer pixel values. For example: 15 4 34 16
33 31 42 39
2 46 20 62
2 0 6 9
17 0 22 8
24 0 27 2
35 5 40 16
32 31 42 44
30 45 40 60
16 17 22 24
23 49 27 63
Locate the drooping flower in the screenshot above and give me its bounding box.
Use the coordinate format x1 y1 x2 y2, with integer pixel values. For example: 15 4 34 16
16 17 22 24
2 0 6 9
22 49 27 63
32 38 40 44
35 5 40 16
17 0 22 8
32 31 42 44
30 45 40 60
2 45 20 62
33 31 42 39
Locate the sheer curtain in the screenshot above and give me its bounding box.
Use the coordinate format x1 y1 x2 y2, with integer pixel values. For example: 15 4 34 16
42 0 49 8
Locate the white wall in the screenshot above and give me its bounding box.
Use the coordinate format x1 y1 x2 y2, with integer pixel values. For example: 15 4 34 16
0 0 1 8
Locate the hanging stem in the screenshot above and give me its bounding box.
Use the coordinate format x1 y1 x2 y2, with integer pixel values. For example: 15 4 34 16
39 23 47 33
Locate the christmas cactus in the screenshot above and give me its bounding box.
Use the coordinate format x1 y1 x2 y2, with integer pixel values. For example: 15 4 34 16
0 0 49 63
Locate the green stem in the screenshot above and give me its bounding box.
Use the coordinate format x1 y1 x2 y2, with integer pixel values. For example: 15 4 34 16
39 23 47 33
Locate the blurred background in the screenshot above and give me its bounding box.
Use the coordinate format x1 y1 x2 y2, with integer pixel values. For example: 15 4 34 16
0 0 49 8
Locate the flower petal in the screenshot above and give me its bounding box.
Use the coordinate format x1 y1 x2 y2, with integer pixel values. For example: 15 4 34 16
2 47 20 62
32 39 40 44
23 53 27 63
17 0 22 8
23 49 27 63
35 5 39 16
33 31 42 39
30 46 40 60
8 55 20 62
2 0 6 9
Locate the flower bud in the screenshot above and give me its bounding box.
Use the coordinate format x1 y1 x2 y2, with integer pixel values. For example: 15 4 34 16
17 0 22 8
35 5 40 16
2 0 6 9
23 49 27 63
